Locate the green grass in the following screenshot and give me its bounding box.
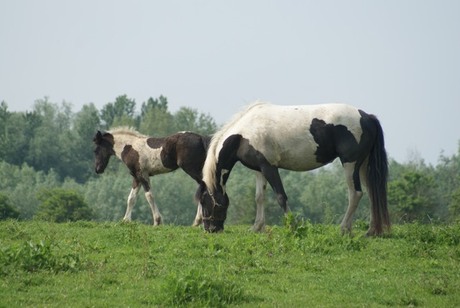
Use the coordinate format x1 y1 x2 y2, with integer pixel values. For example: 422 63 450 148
1 219 460 307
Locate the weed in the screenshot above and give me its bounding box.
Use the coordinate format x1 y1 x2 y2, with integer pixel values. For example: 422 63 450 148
283 212 309 238
1 239 83 274
159 270 247 307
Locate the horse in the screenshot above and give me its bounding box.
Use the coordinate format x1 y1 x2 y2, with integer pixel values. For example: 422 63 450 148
196 102 390 236
93 127 211 225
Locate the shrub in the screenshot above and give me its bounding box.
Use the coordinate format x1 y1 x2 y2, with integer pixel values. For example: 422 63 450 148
0 193 20 220
35 188 93 222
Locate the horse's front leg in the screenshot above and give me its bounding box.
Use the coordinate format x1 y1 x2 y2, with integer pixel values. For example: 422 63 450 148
123 179 140 222
260 165 291 213
252 171 267 232
192 202 203 227
141 177 162 226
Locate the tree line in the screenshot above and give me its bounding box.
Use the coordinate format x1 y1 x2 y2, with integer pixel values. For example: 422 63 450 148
0 95 459 225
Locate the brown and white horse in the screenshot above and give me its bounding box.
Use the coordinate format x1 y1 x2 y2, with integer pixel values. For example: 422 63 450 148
196 102 390 235
93 127 210 225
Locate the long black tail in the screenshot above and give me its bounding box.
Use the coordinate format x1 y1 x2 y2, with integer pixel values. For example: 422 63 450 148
367 115 390 235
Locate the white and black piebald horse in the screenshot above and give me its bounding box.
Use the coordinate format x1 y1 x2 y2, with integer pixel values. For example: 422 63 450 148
196 102 390 235
93 127 210 225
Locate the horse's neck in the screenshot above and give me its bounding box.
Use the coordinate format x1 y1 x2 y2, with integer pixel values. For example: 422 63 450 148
112 134 144 158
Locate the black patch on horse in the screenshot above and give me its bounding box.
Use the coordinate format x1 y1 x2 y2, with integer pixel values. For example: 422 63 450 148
212 134 243 193
147 137 165 149
309 118 359 164
121 145 141 178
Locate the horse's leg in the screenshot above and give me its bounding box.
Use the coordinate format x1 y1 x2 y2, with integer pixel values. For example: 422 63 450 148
192 201 203 227
141 177 162 226
123 179 140 222
340 162 363 235
183 172 203 227
359 159 378 236
252 171 267 232
260 165 290 213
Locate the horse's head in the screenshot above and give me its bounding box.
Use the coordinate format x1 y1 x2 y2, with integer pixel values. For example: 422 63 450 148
196 181 229 232
93 131 115 174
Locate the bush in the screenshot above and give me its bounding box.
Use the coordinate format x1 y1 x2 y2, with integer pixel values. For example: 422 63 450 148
35 188 93 222
0 193 20 220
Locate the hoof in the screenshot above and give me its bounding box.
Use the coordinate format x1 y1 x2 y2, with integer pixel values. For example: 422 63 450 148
153 216 162 226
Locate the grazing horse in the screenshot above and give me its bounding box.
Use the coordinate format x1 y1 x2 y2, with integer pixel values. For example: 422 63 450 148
196 102 390 236
93 127 210 225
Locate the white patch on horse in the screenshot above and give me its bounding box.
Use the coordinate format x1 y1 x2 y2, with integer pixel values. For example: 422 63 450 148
143 147 171 175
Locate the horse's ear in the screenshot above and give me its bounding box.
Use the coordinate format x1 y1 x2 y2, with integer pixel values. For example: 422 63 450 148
94 130 103 144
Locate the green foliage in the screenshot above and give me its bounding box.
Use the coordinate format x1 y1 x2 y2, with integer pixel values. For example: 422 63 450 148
174 106 217 135
160 270 246 307
100 94 136 128
139 96 176 136
388 170 438 223
1 240 83 274
35 188 93 223
449 187 460 220
0 161 61 219
0 193 19 220
70 103 101 182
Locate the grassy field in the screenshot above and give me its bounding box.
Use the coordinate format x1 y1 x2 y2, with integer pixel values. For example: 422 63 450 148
1 218 460 307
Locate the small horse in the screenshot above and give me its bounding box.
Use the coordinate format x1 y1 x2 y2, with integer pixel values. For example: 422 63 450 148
93 127 210 225
196 102 390 235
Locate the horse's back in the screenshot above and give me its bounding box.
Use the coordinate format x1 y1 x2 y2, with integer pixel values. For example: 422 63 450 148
217 103 364 171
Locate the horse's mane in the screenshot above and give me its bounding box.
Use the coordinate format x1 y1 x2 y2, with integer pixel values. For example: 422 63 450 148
202 101 268 190
108 126 148 138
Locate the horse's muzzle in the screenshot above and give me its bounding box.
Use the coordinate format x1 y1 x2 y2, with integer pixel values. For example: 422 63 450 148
95 166 105 174
204 220 224 233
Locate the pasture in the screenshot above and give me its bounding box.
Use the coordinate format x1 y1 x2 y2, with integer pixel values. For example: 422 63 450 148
1 219 459 307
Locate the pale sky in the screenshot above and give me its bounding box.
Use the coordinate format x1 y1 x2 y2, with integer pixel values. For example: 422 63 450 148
1 1 459 165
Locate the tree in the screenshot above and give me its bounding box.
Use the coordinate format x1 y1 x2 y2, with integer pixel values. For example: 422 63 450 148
26 98 67 175
434 144 460 221
449 187 460 221
0 161 61 219
35 188 93 223
388 171 438 223
0 193 20 220
141 95 169 115
174 107 217 135
72 103 101 182
0 102 35 166
139 96 176 136
100 95 136 129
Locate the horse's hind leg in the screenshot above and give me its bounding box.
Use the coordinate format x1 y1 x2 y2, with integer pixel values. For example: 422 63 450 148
123 179 140 222
340 162 363 235
252 171 267 232
145 191 162 225
141 177 162 226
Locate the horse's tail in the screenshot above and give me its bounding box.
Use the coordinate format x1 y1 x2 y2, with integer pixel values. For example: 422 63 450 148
366 115 390 235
